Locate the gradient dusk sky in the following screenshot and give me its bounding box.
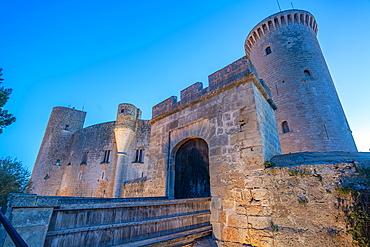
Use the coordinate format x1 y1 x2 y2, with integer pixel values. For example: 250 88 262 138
1 0 369 172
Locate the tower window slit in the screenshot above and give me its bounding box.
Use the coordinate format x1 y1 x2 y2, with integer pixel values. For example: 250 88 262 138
265 46 272 55
304 69 312 79
139 149 143 163
81 151 88 164
134 149 139 162
55 159 60 166
282 121 290 133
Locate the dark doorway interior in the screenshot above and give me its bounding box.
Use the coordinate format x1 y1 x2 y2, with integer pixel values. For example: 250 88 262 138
175 138 210 199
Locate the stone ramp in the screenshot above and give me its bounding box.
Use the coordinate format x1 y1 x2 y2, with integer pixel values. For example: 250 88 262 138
271 151 370 167
44 197 212 247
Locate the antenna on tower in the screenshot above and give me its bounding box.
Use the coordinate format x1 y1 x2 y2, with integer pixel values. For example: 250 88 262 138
276 0 282 12
82 101 85 111
291 2 295 9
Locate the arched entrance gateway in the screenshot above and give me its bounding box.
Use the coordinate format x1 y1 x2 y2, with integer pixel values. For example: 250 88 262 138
174 138 210 199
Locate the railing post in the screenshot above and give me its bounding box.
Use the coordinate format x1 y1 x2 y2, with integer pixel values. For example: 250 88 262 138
0 211 28 247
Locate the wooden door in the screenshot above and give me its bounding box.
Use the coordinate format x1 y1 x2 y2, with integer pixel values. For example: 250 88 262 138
175 138 210 199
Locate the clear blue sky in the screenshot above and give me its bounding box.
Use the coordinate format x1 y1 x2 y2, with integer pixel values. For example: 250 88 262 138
1 0 369 172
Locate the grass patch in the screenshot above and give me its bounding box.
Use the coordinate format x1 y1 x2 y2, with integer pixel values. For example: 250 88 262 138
264 160 276 169
298 197 308 205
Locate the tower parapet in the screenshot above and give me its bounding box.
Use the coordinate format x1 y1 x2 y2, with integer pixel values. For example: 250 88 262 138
245 10 357 153
245 10 318 57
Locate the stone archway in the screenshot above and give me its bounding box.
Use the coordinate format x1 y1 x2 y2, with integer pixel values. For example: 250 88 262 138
174 138 210 199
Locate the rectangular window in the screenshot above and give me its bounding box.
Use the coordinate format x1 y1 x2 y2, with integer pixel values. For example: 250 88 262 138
139 149 143 163
81 151 88 164
133 148 144 163
102 149 110 163
134 149 139 162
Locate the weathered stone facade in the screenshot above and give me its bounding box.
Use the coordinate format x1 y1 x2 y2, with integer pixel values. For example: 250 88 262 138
245 10 357 154
32 104 151 198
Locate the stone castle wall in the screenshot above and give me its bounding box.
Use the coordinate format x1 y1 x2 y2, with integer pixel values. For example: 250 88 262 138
32 106 151 198
245 10 357 154
59 121 117 198
144 58 282 246
56 118 151 198
31 107 86 196
211 155 370 246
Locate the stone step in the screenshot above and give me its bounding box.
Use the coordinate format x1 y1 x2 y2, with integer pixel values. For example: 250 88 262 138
115 225 213 247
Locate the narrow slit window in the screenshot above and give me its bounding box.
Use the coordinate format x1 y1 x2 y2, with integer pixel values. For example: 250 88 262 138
282 121 290 133
101 171 105 180
121 108 125 113
139 149 143 163
44 174 49 180
304 69 312 79
81 151 88 164
106 150 110 163
78 171 82 180
64 125 69 130
265 46 272 56
134 149 139 162
55 159 60 166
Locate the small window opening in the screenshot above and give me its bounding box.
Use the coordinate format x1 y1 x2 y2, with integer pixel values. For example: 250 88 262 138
64 125 69 130
81 151 88 164
139 149 143 163
101 171 105 180
78 171 82 180
121 108 125 113
304 70 312 79
142 172 144 177
282 121 290 133
265 46 272 56
55 159 60 166
134 148 139 162
44 174 49 180
102 149 110 163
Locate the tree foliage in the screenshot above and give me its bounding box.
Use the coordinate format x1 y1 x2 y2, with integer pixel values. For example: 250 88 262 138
0 68 16 134
0 157 32 207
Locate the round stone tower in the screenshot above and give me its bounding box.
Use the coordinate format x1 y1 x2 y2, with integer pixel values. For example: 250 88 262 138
113 103 141 197
245 10 357 153
31 107 86 195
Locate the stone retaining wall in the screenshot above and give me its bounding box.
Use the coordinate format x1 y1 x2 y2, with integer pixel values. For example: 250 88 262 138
212 158 370 246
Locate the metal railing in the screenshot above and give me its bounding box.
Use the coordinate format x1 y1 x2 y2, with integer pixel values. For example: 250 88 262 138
0 210 28 247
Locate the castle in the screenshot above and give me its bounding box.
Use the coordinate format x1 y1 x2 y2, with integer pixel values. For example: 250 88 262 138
25 9 366 247
31 9 357 199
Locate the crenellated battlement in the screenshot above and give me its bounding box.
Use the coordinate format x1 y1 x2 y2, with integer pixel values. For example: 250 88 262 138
245 10 318 57
151 56 275 120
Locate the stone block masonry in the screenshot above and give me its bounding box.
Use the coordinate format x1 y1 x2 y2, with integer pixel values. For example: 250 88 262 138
146 57 281 245
213 153 370 246
246 9 357 154
31 107 86 196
